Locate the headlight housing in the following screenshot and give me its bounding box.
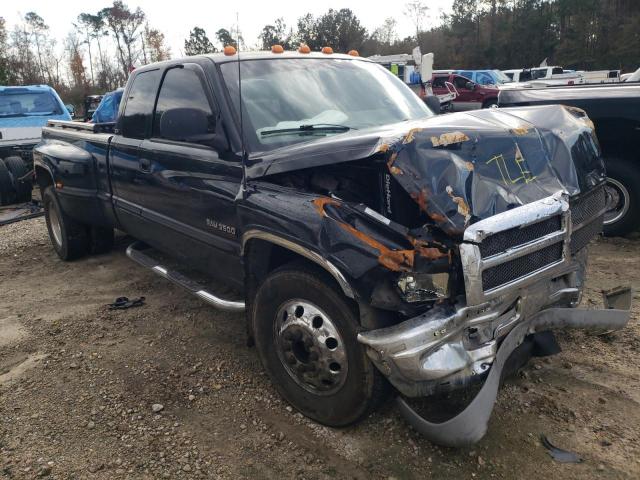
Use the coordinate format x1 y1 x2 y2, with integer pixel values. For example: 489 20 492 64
397 272 449 303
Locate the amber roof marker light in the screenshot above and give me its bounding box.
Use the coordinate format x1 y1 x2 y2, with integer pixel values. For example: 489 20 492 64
348 50 359 57
271 44 284 54
298 44 311 54
224 45 237 56
321 46 333 54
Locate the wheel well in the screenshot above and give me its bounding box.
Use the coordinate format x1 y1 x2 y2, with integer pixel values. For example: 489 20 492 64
482 97 498 108
243 238 356 345
244 239 346 296
35 165 53 192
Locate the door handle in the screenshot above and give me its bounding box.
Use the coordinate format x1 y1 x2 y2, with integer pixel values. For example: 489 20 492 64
139 158 151 172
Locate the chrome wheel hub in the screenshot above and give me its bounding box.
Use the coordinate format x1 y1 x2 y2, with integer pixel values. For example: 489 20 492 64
48 206 62 247
604 177 630 226
275 299 348 395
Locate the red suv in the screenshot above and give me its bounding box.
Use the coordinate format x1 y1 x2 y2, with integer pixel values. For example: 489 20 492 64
432 74 499 111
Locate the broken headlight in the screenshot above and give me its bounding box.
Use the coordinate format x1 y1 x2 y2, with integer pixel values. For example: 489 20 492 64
397 272 449 303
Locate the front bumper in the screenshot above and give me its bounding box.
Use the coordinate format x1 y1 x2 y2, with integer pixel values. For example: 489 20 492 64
357 189 631 446
397 286 631 447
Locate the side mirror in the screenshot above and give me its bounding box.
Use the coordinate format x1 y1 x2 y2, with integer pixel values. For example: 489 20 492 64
159 107 229 151
465 81 476 90
160 107 209 141
424 96 441 114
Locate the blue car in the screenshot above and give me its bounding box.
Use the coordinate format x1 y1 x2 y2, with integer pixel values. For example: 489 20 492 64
91 88 124 123
0 85 71 204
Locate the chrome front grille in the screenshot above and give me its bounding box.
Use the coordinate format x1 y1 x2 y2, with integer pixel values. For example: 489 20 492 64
481 242 564 291
569 185 606 254
460 187 607 306
478 215 562 258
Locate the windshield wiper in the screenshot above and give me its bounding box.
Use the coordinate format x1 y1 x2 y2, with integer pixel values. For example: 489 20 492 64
260 123 354 137
0 113 27 118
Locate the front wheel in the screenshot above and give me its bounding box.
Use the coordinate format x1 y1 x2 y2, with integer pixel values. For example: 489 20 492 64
482 98 498 109
603 158 640 237
252 264 387 427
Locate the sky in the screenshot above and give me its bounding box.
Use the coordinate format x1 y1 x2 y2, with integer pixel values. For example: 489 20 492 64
2 0 455 56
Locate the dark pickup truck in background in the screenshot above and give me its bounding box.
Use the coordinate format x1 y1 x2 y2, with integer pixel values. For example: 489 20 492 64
33 51 630 447
499 83 640 236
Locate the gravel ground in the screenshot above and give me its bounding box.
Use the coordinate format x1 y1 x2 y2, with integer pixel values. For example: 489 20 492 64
1 218 639 479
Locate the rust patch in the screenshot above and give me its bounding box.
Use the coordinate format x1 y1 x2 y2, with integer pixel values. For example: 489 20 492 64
403 128 423 144
510 125 530 136
312 197 340 217
431 131 470 147
446 186 471 222
377 143 391 153
410 190 428 213
337 221 415 271
386 151 402 175
314 196 450 271
409 237 450 261
410 189 448 224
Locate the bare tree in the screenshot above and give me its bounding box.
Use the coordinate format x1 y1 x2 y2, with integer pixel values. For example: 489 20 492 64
144 24 170 63
404 0 429 40
25 12 51 83
100 1 145 78
374 17 398 45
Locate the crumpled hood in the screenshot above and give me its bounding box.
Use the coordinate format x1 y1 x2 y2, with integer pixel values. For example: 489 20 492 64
249 105 606 235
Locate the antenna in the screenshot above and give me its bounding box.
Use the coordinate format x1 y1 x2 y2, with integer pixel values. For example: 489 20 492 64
237 12 248 199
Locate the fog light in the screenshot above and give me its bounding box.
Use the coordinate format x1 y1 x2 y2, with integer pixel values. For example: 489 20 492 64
397 272 449 302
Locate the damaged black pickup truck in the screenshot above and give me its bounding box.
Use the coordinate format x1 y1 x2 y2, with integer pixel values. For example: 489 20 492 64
33 51 631 446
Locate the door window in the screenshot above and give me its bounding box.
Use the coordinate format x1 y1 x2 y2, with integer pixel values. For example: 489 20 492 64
153 65 216 144
120 69 161 139
432 76 448 88
476 72 494 85
453 76 470 90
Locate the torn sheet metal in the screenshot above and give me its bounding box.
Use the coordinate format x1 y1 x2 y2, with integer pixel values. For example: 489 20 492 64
247 105 606 236
397 292 630 447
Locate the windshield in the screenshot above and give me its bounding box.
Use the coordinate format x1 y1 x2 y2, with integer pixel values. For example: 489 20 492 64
220 58 433 153
0 91 62 117
492 70 512 83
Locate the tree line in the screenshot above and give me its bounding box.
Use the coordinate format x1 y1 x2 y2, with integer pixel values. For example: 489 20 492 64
1 0 638 107
0 1 170 106
185 0 639 71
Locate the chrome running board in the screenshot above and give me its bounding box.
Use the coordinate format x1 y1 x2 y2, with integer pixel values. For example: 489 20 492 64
125 241 245 312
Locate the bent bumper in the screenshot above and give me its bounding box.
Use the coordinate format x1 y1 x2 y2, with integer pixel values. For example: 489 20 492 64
359 286 631 447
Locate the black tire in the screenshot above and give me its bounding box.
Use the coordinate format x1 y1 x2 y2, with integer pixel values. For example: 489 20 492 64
482 98 498 109
42 186 89 260
0 159 16 205
603 158 640 237
89 226 115 254
3 156 32 202
252 263 387 427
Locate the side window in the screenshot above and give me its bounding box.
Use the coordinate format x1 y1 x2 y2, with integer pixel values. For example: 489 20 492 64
520 70 532 82
531 68 546 80
453 76 469 89
432 76 447 88
477 72 493 85
459 71 474 81
153 66 216 144
120 70 161 139
504 72 514 80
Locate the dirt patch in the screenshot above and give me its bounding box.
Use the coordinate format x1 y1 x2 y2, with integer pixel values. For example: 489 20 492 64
0 316 27 347
1 218 639 479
